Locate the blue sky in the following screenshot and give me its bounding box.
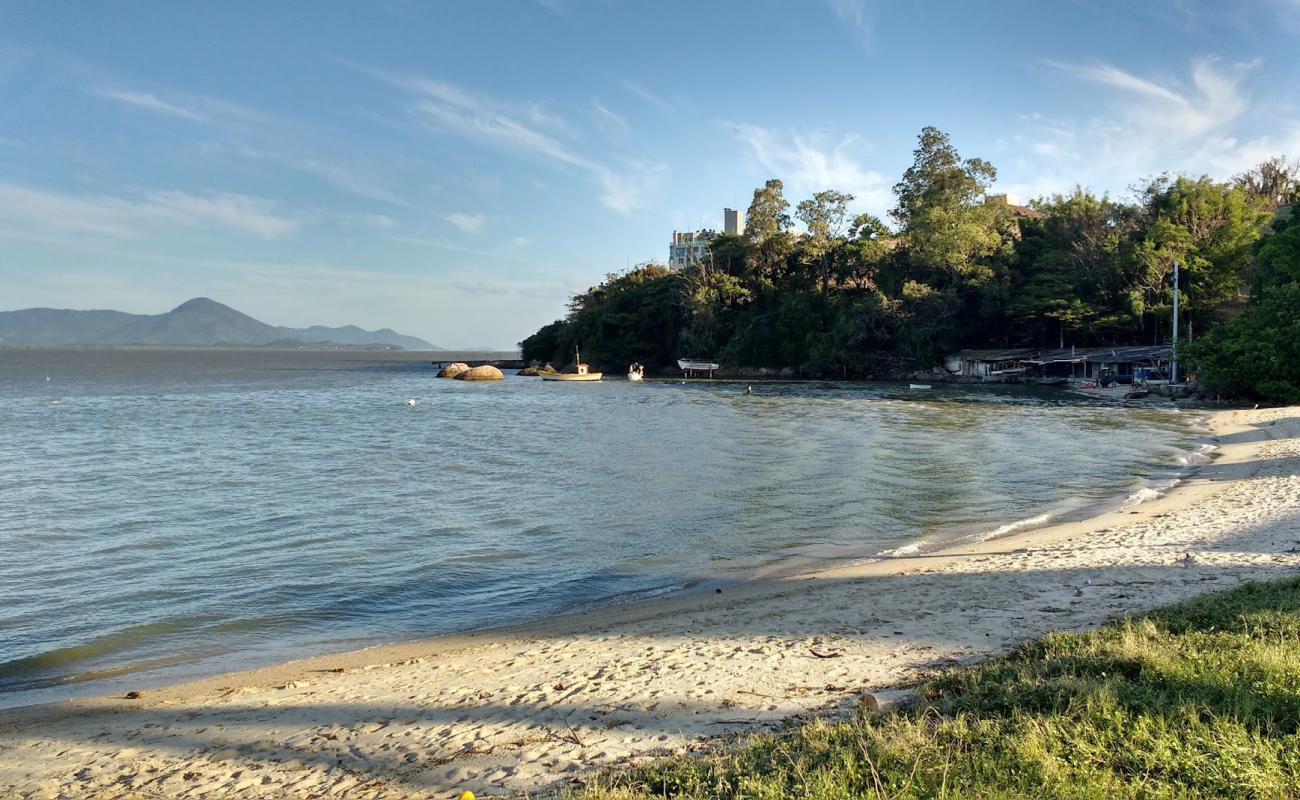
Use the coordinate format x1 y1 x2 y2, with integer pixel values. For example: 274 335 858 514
3 0 1299 348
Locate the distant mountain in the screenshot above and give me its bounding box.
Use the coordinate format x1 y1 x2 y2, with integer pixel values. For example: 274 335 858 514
0 298 440 350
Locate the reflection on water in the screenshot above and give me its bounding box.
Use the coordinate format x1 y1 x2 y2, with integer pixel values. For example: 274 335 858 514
0 349 1204 706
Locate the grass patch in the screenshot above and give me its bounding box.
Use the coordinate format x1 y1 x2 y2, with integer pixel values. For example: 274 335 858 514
567 576 1300 799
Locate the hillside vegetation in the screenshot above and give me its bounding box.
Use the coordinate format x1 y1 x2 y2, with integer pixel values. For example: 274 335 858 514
522 128 1300 398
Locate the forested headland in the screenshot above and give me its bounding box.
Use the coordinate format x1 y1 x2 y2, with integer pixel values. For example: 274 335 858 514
521 127 1300 400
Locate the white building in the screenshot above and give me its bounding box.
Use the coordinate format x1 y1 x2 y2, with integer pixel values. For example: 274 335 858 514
668 208 745 269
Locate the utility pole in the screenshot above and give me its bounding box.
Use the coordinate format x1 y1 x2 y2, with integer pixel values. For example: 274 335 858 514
1170 259 1180 383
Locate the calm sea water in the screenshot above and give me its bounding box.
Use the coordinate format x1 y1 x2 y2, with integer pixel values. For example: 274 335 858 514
0 349 1207 707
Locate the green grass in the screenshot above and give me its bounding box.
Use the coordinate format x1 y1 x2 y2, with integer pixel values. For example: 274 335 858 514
567 576 1300 799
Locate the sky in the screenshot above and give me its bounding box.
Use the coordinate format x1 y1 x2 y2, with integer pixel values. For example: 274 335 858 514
3 1 1300 349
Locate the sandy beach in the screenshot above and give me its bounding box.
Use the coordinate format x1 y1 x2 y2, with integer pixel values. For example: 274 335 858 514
2 405 1298 799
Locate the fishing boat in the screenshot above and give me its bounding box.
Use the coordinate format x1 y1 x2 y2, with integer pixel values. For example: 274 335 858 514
542 347 603 382
628 362 645 382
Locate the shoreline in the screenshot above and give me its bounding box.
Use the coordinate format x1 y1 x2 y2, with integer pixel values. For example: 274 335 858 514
0 402 1210 709
3 406 1299 798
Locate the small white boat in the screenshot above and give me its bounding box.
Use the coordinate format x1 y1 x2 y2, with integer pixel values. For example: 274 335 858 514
909 383 932 390
628 362 645 382
677 358 720 378
542 346 603 382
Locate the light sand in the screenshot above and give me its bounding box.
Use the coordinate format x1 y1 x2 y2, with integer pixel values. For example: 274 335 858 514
3 406 1300 799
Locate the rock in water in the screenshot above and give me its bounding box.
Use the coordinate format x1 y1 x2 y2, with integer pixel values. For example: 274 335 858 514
455 365 504 381
437 362 470 378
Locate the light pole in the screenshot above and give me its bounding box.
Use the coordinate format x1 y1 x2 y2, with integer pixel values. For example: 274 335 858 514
1170 259 1180 383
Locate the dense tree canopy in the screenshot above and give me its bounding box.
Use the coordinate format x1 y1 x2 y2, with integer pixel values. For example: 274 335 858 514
1186 213 1300 401
521 127 1287 387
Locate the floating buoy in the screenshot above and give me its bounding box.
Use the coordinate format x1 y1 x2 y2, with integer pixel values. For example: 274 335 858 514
406 399 417 407
458 792 476 800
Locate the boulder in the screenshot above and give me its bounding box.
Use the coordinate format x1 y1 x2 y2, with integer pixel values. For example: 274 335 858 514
517 364 558 377
437 362 470 378
455 364 505 381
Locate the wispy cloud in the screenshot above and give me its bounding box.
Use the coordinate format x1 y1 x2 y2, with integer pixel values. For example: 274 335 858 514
1050 57 1252 140
1000 57 1300 203
730 123 891 217
385 233 553 267
356 65 665 212
91 88 208 122
530 0 568 15
591 98 630 142
215 143 417 208
0 183 301 242
620 79 672 113
445 211 486 234
824 0 874 50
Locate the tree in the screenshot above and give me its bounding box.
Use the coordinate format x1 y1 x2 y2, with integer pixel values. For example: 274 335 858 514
1136 175 1272 333
838 213 892 289
521 263 685 369
795 189 854 296
891 126 1005 282
1185 282 1300 401
1254 215 1300 289
1007 189 1142 345
519 127 1295 388
1235 156 1300 207
743 179 796 287
744 179 792 245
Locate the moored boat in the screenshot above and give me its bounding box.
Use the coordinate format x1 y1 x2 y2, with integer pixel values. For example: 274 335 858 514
628 362 645 381
542 347 603 382
677 358 720 378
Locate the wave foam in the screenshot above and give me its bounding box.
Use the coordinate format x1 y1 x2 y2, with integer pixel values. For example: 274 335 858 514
876 540 927 557
970 511 1054 543
1121 478 1180 508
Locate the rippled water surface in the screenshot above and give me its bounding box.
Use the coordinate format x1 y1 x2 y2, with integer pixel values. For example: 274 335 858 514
0 349 1206 706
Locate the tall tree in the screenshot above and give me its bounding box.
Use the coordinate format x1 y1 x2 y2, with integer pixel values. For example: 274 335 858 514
742 179 795 287
1136 175 1273 334
891 126 1004 281
744 179 792 245
1235 156 1300 207
795 189 854 296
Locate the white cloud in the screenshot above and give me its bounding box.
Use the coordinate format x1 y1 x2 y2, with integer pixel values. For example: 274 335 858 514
1051 57 1252 141
1190 125 1300 177
145 191 300 239
530 0 567 15
591 98 630 142
219 144 416 208
0 183 301 242
824 0 873 50
357 66 665 213
445 212 486 234
731 123 892 217
596 162 669 214
90 88 208 122
620 79 673 113
998 58 1300 203
338 212 397 229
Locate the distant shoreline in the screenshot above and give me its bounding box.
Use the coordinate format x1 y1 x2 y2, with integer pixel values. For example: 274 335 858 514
0 343 523 356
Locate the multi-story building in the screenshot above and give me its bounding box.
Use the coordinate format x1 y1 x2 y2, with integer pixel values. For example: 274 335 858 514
668 208 745 269
668 229 715 269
